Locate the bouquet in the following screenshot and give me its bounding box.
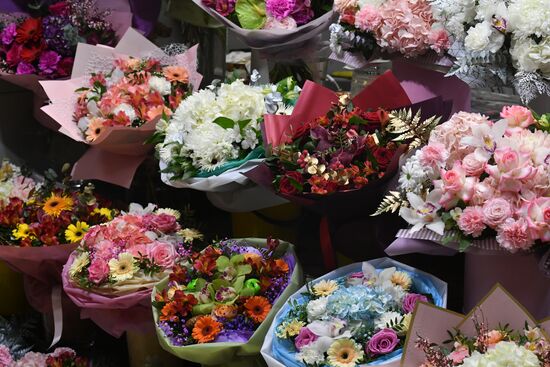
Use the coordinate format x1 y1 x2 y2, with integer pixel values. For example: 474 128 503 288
0 346 88 367
152 238 302 366
154 77 300 191
402 284 550 366
330 0 450 66
40 28 202 188
261 258 447 367
63 203 202 337
0 160 39 206
376 105 549 252
430 0 550 103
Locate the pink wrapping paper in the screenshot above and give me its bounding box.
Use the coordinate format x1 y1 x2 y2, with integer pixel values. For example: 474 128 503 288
62 251 156 337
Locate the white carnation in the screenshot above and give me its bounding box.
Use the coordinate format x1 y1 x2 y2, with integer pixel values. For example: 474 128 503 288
374 311 403 330
307 297 328 321
148 76 172 96
296 341 326 365
464 21 505 54
113 103 137 122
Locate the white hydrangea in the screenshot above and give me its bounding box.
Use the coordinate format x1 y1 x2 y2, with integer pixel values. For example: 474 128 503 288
307 297 329 321
461 341 541 367
508 0 550 38
148 76 172 96
113 103 137 122
374 311 403 330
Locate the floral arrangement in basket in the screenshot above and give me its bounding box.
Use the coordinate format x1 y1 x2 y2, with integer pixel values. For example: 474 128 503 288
74 55 194 142
68 203 196 291
200 0 333 30
416 318 550 367
430 0 550 102
0 345 89 367
0 0 117 77
329 0 450 64
268 95 440 196
153 238 294 345
0 165 114 247
375 105 550 252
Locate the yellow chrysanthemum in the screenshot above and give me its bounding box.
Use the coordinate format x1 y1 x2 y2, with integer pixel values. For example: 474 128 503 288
108 252 137 282
276 319 305 338
12 223 32 240
69 252 90 278
391 271 412 290
92 207 113 220
155 208 181 220
178 228 203 243
327 339 364 367
313 280 339 297
64 221 90 243
42 193 73 217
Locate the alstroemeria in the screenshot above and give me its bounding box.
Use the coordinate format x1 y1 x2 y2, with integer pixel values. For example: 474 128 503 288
485 147 534 192
399 190 445 235
461 119 507 161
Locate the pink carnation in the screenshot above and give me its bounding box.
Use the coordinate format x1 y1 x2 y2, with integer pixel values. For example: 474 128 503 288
0 345 13 367
496 218 534 252
419 142 449 169
355 5 382 32
87 258 109 284
500 105 535 129
266 0 296 20
482 198 512 229
458 206 486 237
429 28 450 54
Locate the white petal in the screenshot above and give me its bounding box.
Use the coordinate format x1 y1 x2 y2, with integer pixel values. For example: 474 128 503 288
406 192 425 210
400 207 421 225
427 220 445 236
362 262 376 279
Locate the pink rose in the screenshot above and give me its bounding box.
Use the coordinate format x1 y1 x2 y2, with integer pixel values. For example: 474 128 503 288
496 218 534 252
295 327 318 350
143 213 180 233
419 142 449 169
87 258 109 284
519 197 550 242
482 198 512 229
0 345 13 367
148 242 176 269
462 153 486 177
486 147 534 192
366 328 399 355
436 161 477 209
500 105 535 128
402 293 429 313
429 28 450 54
458 206 486 237
355 5 382 32
448 344 469 364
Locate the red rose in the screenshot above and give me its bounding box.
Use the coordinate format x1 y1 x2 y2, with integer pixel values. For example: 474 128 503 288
16 18 42 44
56 57 74 77
279 171 303 195
48 2 69 16
373 147 395 169
20 42 44 62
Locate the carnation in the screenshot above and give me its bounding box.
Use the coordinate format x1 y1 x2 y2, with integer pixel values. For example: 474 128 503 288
149 76 172 96
458 206 486 237
496 218 535 252
463 21 505 54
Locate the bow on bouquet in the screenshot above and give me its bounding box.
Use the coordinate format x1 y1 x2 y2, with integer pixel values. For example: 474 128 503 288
261 258 447 367
152 238 302 366
153 77 300 193
63 203 203 337
40 28 203 188
402 284 550 367
0 161 115 315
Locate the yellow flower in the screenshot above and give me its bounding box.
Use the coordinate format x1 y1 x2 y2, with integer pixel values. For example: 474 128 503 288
92 207 113 220
391 271 412 290
327 339 364 367
108 252 138 282
313 280 339 297
12 223 32 240
155 208 181 220
69 252 90 278
276 319 305 339
42 193 73 217
64 221 90 243
178 228 203 243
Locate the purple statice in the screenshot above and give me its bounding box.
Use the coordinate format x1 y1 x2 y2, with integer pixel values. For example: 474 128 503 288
266 0 296 20
16 61 35 75
220 314 255 333
264 274 290 303
158 320 192 346
176 242 192 258
1 23 16 45
291 0 314 25
42 16 74 56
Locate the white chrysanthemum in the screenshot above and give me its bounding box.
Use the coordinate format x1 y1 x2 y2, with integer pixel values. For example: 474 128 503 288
183 123 239 171
398 153 429 193
113 103 137 122
374 311 403 330
508 0 550 38
155 208 181 220
148 76 172 96
464 21 505 54
307 297 329 321
461 341 541 367
168 89 219 135
296 341 326 365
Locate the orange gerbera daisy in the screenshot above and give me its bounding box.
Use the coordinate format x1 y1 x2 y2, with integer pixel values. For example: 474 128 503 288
85 118 105 142
191 316 222 343
244 296 271 323
163 66 189 83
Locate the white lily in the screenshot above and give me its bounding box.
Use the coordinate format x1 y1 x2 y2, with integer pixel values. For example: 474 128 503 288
399 190 445 235
461 119 507 160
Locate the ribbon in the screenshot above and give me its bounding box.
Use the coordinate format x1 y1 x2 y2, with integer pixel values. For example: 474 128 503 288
49 286 63 349
319 217 336 271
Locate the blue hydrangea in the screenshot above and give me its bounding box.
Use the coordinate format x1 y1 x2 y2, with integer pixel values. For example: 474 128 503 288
325 285 394 322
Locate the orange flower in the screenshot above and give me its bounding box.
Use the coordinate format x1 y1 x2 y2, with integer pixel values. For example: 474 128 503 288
163 66 189 83
213 304 238 319
244 296 271 323
244 253 262 269
486 330 504 347
271 259 289 274
160 302 180 322
85 118 105 142
147 105 172 121
192 316 222 343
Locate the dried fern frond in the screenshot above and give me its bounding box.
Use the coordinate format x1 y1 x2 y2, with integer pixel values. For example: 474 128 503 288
372 191 403 216
387 109 440 151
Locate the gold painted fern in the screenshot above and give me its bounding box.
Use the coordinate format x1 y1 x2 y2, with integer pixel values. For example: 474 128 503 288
387 109 440 151
372 191 404 216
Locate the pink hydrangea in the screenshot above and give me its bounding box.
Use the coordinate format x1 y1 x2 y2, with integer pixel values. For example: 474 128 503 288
0 345 13 367
458 206 486 237
482 198 513 229
496 218 534 252
500 105 535 129
354 5 382 32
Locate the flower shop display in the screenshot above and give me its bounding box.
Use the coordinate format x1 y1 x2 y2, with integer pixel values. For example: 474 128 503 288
63 203 202 337
0 345 89 367
154 76 300 192
402 284 550 366
152 237 302 366
329 0 450 67
261 257 447 367
40 28 202 188
430 0 550 103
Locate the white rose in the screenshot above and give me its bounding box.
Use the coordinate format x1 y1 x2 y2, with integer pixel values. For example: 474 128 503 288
113 103 137 122
307 297 328 321
148 76 172 96
464 21 504 53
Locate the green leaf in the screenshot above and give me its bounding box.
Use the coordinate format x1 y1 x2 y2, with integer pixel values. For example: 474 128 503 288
192 303 214 315
349 115 369 125
213 117 235 129
458 239 472 252
233 276 245 292
74 87 89 93
235 0 266 29
238 119 252 132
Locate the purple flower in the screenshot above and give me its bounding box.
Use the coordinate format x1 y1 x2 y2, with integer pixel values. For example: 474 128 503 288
1 23 16 45
214 329 254 342
402 293 429 313
42 16 73 56
266 0 296 20
290 0 314 25
295 327 318 350
38 50 61 75
366 328 399 355
16 61 36 75
214 0 236 16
